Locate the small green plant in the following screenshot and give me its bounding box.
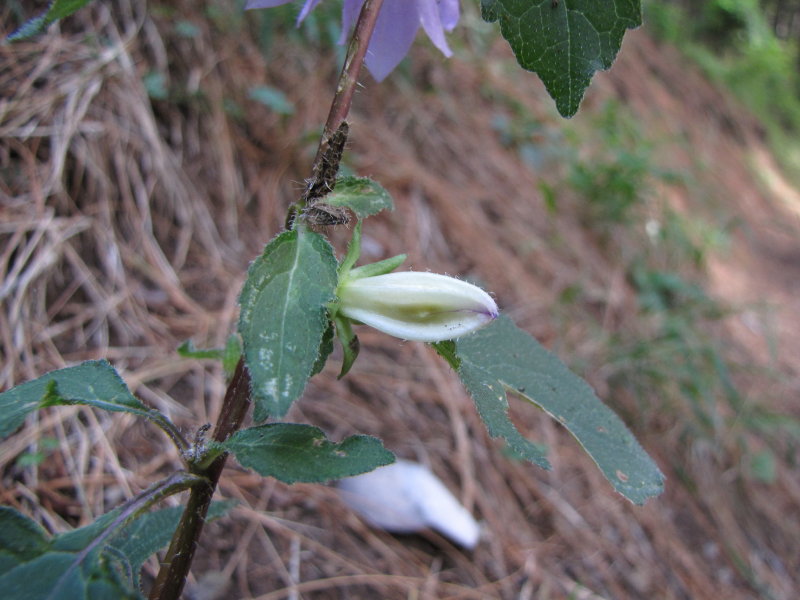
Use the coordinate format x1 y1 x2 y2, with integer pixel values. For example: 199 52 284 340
2 2 663 599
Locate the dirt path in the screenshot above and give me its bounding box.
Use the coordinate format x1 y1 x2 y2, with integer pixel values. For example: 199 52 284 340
605 31 800 383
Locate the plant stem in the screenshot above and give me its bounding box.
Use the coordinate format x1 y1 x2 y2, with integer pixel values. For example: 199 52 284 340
320 0 385 152
146 409 190 455
298 0 385 210
149 359 251 600
149 2 386 598
76 471 205 568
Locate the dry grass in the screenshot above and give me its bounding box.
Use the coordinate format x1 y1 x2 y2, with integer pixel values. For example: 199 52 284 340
2 1 799 598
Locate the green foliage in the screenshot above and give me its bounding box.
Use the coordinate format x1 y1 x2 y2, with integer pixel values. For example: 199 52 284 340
602 259 742 441
6 0 95 41
0 361 161 440
246 0 343 58
142 72 169 101
238 228 339 420
436 316 665 504
564 101 680 228
0 508 49 571
644 0 800 178
178 335 242 378
568 151 651 224
323 176 394 219
481 0 642 117
219 423 394 483
14 437 60 468
248 85 295 115
105 500 235 589
695 0 755 47
0 552 108 600
748 449 776 483
0 500 234 599
332 315 359 378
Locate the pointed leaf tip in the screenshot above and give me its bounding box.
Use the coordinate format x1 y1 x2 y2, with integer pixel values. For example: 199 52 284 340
449 315 664 504
481 0 642 117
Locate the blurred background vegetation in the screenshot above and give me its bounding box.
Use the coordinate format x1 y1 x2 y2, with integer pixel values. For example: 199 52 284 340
646 0 800 179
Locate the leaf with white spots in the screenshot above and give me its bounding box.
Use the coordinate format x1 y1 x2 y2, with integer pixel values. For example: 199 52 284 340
238 228 339 419
435 315 664 504
219 423 394 483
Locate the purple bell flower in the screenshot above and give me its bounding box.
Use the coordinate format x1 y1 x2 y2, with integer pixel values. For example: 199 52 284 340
245 0 460 81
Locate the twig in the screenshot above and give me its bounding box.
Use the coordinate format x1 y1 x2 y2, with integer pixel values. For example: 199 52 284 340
295 0 385 210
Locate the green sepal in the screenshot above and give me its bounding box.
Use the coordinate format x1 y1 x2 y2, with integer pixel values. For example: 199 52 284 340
310 320 335 377
334 316 360 379
346 254 407 281
338 220 363 278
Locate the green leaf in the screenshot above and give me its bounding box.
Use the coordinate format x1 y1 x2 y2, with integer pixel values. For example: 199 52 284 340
440 342 552 470
0 360 153 440
0 552 87 600
106 500 236 588
50 510 122 554
447 315 664 504
47 503 235 593
0 507 49 573
481 0 642 117
238 228 339 419
220 423 394 484
177 336 242 379
0 474 214 599
323 176 394 218
7 0 95 42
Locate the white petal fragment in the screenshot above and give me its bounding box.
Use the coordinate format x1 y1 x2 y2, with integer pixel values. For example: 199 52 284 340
336 459 481 549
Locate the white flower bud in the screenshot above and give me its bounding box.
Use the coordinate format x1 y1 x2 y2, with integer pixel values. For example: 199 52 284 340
337 272 498 342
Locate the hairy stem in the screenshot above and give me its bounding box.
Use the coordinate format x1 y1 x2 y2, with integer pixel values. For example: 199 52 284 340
146 410 190 455
149 2 386 598
320 0 385 153
75 471 205 568
149 359 251 600
296 0 386 211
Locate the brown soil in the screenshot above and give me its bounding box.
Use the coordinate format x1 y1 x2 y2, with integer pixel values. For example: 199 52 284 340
1 2 798 599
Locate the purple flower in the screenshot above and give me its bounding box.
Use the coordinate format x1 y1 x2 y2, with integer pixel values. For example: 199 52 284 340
246 0 460 81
